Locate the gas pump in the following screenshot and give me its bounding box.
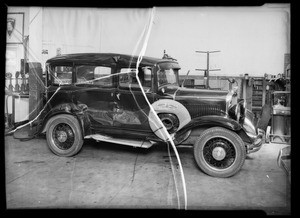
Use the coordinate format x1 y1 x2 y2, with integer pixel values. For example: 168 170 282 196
5 62 44 138
270 91 291 143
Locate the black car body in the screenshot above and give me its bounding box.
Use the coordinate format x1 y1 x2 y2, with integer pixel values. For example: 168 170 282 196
34 53 264 177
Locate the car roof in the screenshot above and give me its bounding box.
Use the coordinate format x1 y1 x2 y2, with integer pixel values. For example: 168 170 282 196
46 53 180 68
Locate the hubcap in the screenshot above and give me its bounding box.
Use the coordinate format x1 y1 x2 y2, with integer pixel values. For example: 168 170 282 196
57 131 68 143
161 118 173 130
212 147 226 161
203 138 236 170
52 123 75 150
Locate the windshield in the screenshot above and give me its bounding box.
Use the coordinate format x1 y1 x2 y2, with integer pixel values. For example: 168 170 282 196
157 68 179 87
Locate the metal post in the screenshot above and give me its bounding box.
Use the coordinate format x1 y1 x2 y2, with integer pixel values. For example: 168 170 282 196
28 62 43 136
206 52 209 87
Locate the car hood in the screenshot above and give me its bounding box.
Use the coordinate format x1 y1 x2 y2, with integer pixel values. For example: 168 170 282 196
162 85 229 101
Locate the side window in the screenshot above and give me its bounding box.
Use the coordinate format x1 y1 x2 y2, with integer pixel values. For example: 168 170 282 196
93 66 113 87
119 67 152 91
49 65 73 85
143 67 152 88
119 68 136 88
76 65 95 83
76 65 113 87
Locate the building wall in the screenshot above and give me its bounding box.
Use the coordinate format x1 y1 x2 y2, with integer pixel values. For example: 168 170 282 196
28 7 43 66
7 5 290 77
6 7 30 77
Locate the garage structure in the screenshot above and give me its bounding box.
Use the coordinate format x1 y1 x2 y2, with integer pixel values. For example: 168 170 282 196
5 5 291 215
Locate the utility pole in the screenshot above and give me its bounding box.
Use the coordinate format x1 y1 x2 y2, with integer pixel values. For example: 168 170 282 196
195 50 221 88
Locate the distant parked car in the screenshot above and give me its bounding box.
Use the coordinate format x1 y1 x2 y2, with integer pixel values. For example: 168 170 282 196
277 145 291 182
33 53 264 177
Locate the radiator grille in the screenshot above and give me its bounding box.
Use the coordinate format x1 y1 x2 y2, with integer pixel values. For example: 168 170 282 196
184 104 225 118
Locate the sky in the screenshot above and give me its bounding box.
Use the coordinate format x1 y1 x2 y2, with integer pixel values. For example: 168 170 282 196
146 6 290 76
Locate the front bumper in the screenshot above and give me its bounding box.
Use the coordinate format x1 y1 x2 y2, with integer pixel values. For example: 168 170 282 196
277 145 291 178
246 128 265 154
241 109 265 154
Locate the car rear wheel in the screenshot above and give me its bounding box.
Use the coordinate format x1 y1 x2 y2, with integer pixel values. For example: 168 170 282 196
193 127 246 178
46 114 83 157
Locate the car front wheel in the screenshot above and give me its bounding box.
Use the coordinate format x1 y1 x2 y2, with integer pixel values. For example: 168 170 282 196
193 127 246 178
46 114 83 157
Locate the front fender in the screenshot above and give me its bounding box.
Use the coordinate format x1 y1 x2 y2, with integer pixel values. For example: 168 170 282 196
173 115 243 143
40 103 91 137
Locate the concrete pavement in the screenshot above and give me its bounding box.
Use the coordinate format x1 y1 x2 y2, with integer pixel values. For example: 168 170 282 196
5 133 291 214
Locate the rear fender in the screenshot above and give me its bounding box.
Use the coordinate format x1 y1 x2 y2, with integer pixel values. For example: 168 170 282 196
174 115 251 144
40 103 91 137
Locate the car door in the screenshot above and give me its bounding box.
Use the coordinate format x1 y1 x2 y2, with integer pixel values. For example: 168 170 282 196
113 66 154 134
74 65 117 131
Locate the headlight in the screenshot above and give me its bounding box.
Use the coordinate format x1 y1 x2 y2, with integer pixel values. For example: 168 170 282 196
226 91 234 110
226 91 233 104
228 100 245 122
235 103 240 121
243 116 257 139
232 85 238 95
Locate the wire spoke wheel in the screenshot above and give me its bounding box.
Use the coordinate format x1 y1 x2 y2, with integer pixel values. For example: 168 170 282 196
203 138 236 170
46 114 83 157
52 123 75 150
194 127 246 177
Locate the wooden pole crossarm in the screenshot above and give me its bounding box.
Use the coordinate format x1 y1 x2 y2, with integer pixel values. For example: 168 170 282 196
195 50 221 88
196 50 221 53
196 69 220 71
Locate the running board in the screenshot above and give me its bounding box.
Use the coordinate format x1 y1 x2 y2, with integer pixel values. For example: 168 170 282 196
84 134 154 148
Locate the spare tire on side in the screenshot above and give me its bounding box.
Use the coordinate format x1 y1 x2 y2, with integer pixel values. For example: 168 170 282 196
148 99 191 141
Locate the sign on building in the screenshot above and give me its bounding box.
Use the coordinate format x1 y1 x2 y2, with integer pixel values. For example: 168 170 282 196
7 13 24 44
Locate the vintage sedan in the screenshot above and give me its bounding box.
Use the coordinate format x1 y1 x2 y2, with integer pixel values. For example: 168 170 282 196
34 53 264 177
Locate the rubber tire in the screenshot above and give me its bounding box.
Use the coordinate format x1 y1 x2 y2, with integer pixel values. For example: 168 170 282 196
46 114 83 157
193 127 246 178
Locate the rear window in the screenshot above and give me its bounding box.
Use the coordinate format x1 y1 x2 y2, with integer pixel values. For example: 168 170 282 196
49 65 73 85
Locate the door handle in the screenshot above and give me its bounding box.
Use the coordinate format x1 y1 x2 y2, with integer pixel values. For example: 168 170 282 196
116 93 120 100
